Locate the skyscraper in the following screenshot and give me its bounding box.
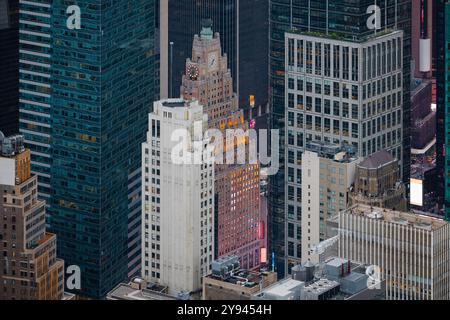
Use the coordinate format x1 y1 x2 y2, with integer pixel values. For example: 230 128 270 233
161 0 269 127
18 0 52 203
0 0 19 136
19 1 156 298
180 27 265 269
0 133 65 300
141 99 215 295
285 27 405 271
269 0 411 277
437 0 450 220
436 0 450 218
334 204 450 300
300 144 360 264
412 0 433 79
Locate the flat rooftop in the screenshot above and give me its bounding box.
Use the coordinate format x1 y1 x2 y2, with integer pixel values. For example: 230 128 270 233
107 283 177 301
287 28 402 44
304 278 340 295
206 269 272 288
411 163 435 179
343 204 447 231
305 142 358 163
261 278 303 297
162 100 187 108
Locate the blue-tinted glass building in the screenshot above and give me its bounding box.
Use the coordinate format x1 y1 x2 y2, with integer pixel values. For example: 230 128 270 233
19 0 156 298
19 0 52 198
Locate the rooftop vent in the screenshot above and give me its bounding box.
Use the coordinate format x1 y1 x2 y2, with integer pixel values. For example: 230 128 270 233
366 210 383 220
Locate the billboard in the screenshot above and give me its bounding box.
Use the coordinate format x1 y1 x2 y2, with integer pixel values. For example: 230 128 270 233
410 178 423 207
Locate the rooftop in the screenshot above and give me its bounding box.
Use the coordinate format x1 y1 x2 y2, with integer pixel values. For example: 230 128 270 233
287 28 401 44
304 278 340 295
255 278 304 300
342 204 447 231
358 150 396 169
63 292 76 300
263 278 302 296
326 258 348 268
107 283 178 301
254 257 385 300
161 99 188 108
411 163 436 180
206 268 274 289
0 132 25 157
306 141 358 163
411 78 432 96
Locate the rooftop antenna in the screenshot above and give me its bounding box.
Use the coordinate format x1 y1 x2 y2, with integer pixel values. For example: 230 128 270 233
169 41 174 98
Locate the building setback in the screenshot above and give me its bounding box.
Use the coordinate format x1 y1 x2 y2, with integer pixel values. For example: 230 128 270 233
19 0 156 298
141 99 215 295
0 133 64 300
333 204 450 300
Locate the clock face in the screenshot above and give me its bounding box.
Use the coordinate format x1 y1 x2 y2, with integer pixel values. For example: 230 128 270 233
207 52 219 71
187 64 199 80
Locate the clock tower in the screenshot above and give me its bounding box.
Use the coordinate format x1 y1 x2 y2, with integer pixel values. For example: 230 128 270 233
181 25 237 128
180 27 267 270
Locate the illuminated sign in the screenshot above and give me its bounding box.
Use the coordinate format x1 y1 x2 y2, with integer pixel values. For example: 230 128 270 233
260 248 267 264
410 178 424 207
249 95 255 108
257 221 265 240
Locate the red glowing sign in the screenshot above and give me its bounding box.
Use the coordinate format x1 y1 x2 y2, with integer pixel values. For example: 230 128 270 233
260 248 267 264
250 119 256 129
257 221 265 240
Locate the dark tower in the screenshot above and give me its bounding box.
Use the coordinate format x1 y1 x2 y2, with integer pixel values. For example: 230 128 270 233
167 0 269 125
0 0 19 136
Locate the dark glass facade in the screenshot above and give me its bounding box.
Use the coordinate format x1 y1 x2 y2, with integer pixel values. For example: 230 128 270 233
0 0 19 136
269 0 411 277
168 0 269 117
436 0 450 220
19 0 156 298
436 0 447 216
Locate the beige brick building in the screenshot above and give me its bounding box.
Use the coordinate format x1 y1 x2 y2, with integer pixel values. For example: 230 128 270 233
0 133 64 300
332 204 450 300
